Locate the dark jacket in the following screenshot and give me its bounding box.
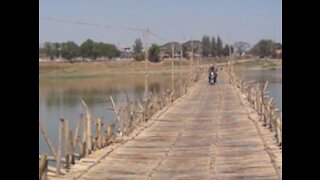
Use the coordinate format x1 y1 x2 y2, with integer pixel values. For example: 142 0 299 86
208 66 215 74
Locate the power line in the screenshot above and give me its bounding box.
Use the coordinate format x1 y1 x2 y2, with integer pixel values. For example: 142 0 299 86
40 16 145 32
40 16 170 43
148 31 169 42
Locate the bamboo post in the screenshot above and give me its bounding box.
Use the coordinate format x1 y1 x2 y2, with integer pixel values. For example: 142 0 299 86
109 96 120 124
96 118 103 148
81 142 87 158
270 105 276 131
105 123 115 145
180 53 183 97
267 98 274 129
124 91 133 134
137 99 144 124
172 42 175 91
81 100 92 155
39 120 57 160
279 112 282 146
170 89 176 103
73 115 82 149
56 118 64 175
274 116 282 145
39 153 48 180
69 130 75 165
65 120 70 169
144 28 149 101
144 100 148 122
80 117 88 157
76 138 82 159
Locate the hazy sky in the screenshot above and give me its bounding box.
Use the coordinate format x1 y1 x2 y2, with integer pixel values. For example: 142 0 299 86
39 0 282 47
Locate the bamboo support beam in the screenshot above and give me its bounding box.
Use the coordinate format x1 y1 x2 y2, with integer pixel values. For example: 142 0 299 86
65 120 71 169
96 118 104 149
81 100 92 155
56 119 64 175
69 130 75 165
73 114 82 148
39 120 57 160
39 153 48 180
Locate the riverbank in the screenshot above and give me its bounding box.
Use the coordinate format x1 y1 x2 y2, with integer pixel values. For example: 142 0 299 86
233 59 282 70
39 59 195 79
39 58 281 79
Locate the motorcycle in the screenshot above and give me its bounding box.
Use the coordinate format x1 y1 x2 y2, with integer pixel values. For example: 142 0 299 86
209 71 216 85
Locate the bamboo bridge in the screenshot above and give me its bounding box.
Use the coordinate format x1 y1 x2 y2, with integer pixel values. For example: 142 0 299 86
39 65 282 180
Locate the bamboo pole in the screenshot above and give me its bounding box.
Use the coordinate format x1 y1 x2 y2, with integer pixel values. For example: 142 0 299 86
269 105 275 130
279 112 282 146
39 120 57 160
172 42 175 91
81 141 87 158
39 153 47 180
56 118 64 175
137 99 145 124
274 117 282 145
73 115 82 149
76 138 82 159
81 100 92 155
109 96 120 124
65 120 70 169
96 118 103 148
69 130 75 165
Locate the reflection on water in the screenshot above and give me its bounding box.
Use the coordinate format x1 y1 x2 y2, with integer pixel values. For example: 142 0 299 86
234 68 282 111
39 74 179 155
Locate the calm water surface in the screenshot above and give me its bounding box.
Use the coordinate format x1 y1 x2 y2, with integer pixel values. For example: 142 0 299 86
234 68 282 111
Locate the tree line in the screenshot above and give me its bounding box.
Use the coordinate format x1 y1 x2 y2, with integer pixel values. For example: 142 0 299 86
40 36 281 62
40 39 120 60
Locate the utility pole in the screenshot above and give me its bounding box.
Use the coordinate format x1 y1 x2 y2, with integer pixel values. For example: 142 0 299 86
172 41 175 90
144 28 149 101
191 37 194 80
228 34 233 80
180 39 183 95
197 44 200 70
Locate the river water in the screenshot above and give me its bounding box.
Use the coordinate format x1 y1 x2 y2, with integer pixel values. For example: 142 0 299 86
39 75 175 155
234 68 282 111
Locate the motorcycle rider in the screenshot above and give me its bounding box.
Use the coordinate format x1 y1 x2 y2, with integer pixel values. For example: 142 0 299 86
208 64 216 83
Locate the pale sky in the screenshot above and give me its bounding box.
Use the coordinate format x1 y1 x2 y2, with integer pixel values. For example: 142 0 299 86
39 0 282 47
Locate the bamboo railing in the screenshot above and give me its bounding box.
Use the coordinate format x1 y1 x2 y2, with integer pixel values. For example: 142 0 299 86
39 67 205 179
224 66 282 147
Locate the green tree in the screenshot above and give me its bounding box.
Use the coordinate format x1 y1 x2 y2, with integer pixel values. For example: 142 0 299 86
201 35 211 57
133 38 143 53
61 41 79 60
43 42 54 60
103 43 120 59
234 41 251 57
216 36 223 57
52 42 61 59
222 45 229 57
182 43 188 58
251 39 275 58
221 45 234 57
80 39 95 59
148 44 160 62
133 38 145 61
211 36 217 57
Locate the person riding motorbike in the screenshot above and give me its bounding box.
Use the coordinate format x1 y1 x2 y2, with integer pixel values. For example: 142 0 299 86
208 64 217 83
